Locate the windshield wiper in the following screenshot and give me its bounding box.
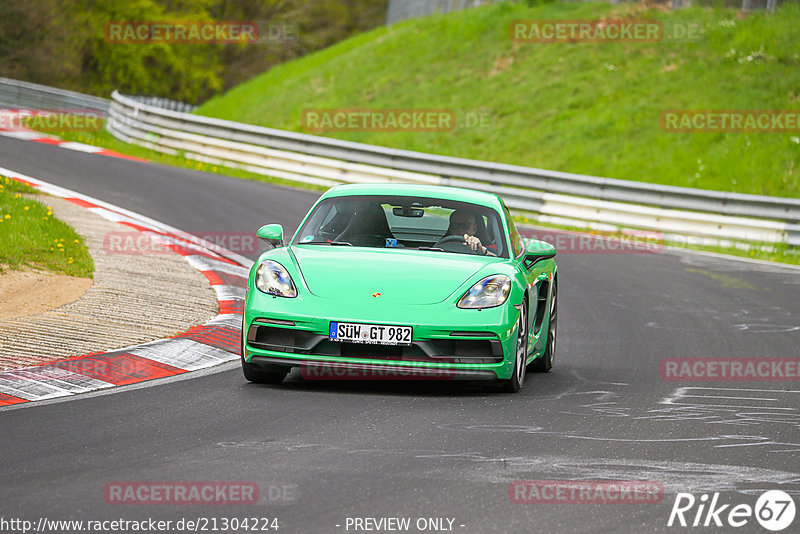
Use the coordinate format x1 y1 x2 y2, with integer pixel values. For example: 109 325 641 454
417 246 445 252
300 240 353 246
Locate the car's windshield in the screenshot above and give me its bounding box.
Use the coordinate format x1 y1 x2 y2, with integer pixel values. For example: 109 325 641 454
292 194 508 258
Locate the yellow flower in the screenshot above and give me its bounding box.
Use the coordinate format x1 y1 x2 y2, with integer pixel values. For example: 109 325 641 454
4 214 10 219
14 193 20 198
73 239 79 244
68 258 74 264
53 239 58 243
57 243 64 247
24 206 29 210
60 238 65 242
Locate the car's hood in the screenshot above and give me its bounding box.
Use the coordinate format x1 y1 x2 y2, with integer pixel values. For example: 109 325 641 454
290 246 487 304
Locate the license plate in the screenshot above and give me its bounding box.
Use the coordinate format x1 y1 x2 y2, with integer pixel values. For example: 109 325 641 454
329 322 412 346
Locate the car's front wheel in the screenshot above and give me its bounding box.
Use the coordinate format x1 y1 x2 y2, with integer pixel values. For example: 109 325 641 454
501 299 528 393
241 358 288 385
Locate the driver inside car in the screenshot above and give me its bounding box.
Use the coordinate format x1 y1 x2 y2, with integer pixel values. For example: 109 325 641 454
446 209 496 256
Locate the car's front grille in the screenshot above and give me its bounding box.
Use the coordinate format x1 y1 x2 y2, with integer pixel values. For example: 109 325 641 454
316 340 423 360
429 338 502 359
247 321 504 363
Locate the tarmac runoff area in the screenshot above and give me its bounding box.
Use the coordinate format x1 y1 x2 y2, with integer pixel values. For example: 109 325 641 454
0 193 218 371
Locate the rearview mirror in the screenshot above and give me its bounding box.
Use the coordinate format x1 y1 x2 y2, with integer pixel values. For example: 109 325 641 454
256 224 284 248
392 206 424 217
523 239 556 269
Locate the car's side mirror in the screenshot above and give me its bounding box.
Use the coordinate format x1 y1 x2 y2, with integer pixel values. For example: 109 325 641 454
257 224 285 248
523 239 556 269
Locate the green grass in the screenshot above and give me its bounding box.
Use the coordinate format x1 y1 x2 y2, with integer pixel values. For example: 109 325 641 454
0 176 94 277
196 1 800 198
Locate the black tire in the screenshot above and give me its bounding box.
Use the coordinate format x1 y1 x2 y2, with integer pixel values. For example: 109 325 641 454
501 299 528 393
240 318 288 385
241 357 288 385
529 282 557 373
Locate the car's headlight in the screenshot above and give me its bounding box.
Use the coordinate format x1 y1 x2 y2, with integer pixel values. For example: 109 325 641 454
457 275 511 309
255 260 297 298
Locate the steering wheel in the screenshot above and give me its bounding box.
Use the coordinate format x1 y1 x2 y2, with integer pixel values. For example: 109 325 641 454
432 234 478 254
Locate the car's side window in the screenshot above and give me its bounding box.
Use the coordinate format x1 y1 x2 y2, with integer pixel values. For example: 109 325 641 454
504 206 524 258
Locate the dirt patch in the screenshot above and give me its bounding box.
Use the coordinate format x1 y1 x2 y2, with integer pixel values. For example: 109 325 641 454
0 270 92 320
0 194 218 371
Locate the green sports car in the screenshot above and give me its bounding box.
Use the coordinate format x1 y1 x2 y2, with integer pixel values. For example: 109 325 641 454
241 183 557 392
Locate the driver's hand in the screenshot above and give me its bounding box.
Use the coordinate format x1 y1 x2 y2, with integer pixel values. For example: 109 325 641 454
464 234 486 255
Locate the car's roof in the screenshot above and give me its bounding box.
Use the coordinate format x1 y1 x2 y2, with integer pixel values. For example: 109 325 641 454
320 183 505 210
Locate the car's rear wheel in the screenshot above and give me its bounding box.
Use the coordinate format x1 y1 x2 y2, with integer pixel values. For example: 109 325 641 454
241 318 288 385
530 282 557 373
501 300 527 393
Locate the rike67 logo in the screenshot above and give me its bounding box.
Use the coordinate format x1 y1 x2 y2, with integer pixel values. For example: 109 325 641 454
668 490 796 531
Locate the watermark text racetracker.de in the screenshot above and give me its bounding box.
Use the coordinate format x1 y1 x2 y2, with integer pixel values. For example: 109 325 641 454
510 19 702 43
104 230 259 256
661 110 800 133
300 363 455 381
661 358 800 381
0 108 103 132
104 20 298 44
105 482 257 505
103 481 298 506
0 516 281 533
300 108 493 133
509 480 664 504
521 228 664 254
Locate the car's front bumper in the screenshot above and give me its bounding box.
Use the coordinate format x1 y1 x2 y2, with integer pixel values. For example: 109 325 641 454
247 355 500 381
243 291 521 380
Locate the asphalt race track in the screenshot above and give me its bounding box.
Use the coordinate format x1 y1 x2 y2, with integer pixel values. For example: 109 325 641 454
2 135 799 533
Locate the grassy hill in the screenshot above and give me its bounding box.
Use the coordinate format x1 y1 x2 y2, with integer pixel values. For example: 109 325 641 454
196 1 800 198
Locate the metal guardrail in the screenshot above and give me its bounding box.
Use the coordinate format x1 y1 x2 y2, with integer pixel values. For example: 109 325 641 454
386 0 504 25
125 95 196 113
107 91 800 248
385 0 786 25
0 77 110 116
2 76 794 248
0 78 196 116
